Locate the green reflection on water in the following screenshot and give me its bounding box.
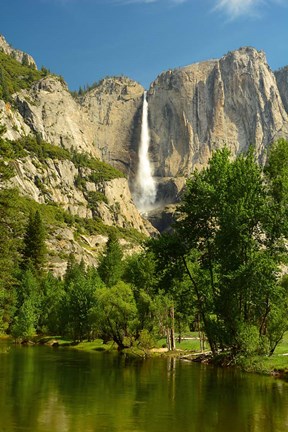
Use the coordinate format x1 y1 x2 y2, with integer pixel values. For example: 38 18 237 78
0 343 288 432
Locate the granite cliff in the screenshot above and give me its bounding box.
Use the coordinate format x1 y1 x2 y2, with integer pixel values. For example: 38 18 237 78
147 47 288 179
1 38 288 272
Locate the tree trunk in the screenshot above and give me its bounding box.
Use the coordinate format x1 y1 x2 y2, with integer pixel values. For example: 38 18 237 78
182 256 218 356
166 328 171 351
169 305 176 350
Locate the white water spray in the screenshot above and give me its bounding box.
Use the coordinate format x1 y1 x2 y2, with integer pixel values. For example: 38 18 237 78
134 91 157 212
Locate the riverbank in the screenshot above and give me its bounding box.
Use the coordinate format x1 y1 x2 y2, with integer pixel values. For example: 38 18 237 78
36 334 204 358
5 333 288 379
35 334 288 378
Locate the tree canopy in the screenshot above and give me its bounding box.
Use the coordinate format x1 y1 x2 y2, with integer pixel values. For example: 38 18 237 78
149 143 288 356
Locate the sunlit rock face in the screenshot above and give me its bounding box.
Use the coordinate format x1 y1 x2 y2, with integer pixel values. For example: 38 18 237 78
2 41 288 240
147 47 288 178
80 76 144 174
7 46 288 207
275 66 288 115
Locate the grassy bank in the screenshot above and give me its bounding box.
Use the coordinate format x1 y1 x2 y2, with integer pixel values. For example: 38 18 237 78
16 332 288 379
234 333 288 378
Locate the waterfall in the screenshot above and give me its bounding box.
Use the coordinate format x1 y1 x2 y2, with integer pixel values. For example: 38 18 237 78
134 91 156 212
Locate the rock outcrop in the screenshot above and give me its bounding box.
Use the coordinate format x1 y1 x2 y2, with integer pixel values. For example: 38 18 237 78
0 34 37 68
6 154 153 234
9 75 145 175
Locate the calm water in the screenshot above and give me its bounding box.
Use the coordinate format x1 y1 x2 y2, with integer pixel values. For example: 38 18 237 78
0 343 288 432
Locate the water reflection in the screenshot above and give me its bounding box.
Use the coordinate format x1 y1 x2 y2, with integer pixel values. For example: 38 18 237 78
0 343 288 432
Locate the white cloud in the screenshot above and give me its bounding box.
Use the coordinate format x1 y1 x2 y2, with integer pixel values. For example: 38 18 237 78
113 0 187 4
215 0 261 18
214 0 284 19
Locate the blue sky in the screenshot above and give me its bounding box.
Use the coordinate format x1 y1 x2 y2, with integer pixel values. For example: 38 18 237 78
1 0 288 90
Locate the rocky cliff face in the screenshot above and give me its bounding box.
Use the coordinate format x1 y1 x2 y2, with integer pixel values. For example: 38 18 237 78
13 77 101 157
5 75 144 175
81 77 144 173
147 47 288 179
1 40 288 264
4 44 288 193
275 66 288 115
0 37 154 275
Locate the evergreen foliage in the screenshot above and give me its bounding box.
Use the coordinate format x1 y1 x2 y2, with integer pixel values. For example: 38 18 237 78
22 210 47 273
10 299 37 341
98 233 124 287
61 263 99 342
0 51 46 102
71 150 125 182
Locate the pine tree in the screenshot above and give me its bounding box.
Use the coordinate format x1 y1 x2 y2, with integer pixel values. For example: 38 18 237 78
0 189 24 331
98 233 123 287
22 210 46 273
21 53 29 67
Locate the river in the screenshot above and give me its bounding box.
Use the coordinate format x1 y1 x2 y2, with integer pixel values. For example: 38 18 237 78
0 342 288 432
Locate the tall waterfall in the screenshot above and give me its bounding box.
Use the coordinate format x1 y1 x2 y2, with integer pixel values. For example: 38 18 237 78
134 91 156 212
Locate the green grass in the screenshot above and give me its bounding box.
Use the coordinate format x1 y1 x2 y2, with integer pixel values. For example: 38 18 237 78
236 354 288 377
243 357 288 376
70 339 115 352
155 332 205 352
274 332 288 355
226 332 288 377
38 336 116 352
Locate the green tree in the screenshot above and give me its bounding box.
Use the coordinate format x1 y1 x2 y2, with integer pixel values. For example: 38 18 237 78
98 233 123 287
60 262 99 341
264 139 288 248
0 189 24 331
147 234 197 350
123 251 157 294
150 147 287 357
92 281 139 349
10 299 37 342
21 53 29 67
38 272 65 335
22 210 46 273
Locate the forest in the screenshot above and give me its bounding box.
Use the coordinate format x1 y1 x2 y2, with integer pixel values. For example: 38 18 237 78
1 138 288 361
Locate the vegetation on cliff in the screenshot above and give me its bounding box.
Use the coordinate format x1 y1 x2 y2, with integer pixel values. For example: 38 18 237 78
0 51 48 102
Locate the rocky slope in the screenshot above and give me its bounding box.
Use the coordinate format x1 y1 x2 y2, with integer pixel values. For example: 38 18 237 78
14 77 99 157
1 147 153 275
1 39 288 273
